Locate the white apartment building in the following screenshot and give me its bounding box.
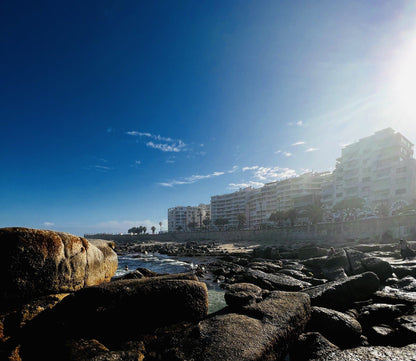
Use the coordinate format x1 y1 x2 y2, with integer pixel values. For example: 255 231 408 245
247 172 330 228
168 204 211 232
210 187 255 229
325 128 416 213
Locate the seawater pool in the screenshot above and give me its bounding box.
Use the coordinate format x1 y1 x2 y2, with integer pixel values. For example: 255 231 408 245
116 253 226 314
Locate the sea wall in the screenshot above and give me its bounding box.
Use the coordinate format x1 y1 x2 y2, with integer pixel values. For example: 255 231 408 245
85 214 416 244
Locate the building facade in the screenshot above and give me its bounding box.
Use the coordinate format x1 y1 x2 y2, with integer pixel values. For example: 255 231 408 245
168 204 211 232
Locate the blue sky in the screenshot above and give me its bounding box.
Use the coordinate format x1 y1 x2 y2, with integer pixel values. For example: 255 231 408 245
2 1 416 235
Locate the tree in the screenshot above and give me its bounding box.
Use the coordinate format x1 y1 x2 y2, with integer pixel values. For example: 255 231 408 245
214 218 229 230
151 226 156 234
269 210 285 226
188 221 198 231
142 226 147 234
305 202 324 225
202 218 211 227
376 201 390 217
237 213 246 229
333 197 365 220
159 221 162 232
285 208 298 226
176 225 183 231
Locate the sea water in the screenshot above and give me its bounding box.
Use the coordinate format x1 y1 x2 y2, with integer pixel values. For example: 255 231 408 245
115 253 226 314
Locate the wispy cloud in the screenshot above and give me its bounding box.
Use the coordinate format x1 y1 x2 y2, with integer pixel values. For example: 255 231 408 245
305 147 319 152
228 165 239 173
159 171 225 187
146 140 186 152
126 131 187 152
228 181 264 190
93 165 112 172
288 121 304 127
283 152 292 157
291 141 305 146
43 222 55 227
243 166 259 171
249 166 297 182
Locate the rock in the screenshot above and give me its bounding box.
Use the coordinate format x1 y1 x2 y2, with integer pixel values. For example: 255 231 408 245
307 307 362 348
0 228 118 306
345 249 392 282
312 343 416 360
302 251 349 281
358 303 409 327
366 325 397 346
248 261 282 273
181 291 311 361
252 246 280 260
302 272 380 310
236 268 312 291
290 332 339 361
391 276 416 292
394 314 416 345
19 274 208 360
279 269 312 281
297 246 329 260
392 265 416 279
373 287 416 305
224 283 263 309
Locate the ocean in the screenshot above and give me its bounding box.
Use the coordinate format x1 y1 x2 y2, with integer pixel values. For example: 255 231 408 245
115 253 227 314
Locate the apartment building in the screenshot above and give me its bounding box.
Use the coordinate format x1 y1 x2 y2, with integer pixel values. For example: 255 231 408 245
247 172 330 228
168 203 211 232
210 187 255 229
326 128 416 212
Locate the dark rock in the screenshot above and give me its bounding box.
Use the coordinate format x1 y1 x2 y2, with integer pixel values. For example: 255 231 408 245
345 249 392 282
358 303 409 327
297 246 329 260
391 276 416 292
181 291 311 361
307 307 362 348
392 265 416 279
252 246 280 260
302 251 349 281
236 268 312 291
248 261 282 273
312 343 416 360
302 272 380 310
0 228 118 306
279 269 312 281
366 325 397 346
394 314 416 345
290 332 339 361
224 283 263 310
373 287 416 305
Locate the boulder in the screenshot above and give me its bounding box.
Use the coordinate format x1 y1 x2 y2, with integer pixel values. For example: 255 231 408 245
0 228 118 305
391 276 416 292
358 303 408 327
290 332 339 361
373 287 416 305
19 274 208 360
302 272 380 310
302 251 349 281
312 344 416 360
392 265 416 279
394 314 416 345
181 291 311 361
252 246 280 260
307 307 362 348
236 268 312 291
345 249 392 282
224 283 263 310
297 246 329 260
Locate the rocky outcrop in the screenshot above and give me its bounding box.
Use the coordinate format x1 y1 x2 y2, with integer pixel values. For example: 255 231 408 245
302 272 380 310
307 307 362 348
290 332 340 361
0 228 118 306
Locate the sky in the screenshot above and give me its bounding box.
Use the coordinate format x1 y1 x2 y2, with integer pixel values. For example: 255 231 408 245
1 1 416 236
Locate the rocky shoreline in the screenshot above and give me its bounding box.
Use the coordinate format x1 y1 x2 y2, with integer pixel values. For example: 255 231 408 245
1 227 416 360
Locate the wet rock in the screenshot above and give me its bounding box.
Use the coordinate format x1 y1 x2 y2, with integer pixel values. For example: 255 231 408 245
290 332 339 361
358 303 409 327
181 291 311 361
302 272 380 310
312 343 416 360
224 283 263 310
0 228 118 306
236 268 312 291
307 307 362 348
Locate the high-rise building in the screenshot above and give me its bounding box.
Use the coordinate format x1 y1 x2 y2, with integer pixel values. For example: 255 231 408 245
168 204 211 232
328 128 416 213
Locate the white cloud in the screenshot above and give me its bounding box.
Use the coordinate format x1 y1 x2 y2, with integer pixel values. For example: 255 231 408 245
135 160 141 165
228 165 239 173
291 141 305 146
146 140 186 152
159 171 225 187
283 152 292 157
275 150 282 154
306 147 319 152
43 222 55 227
253 166 297 181
297 121 303 126
228 181 264 190
93 165 112 172
242 166 259 171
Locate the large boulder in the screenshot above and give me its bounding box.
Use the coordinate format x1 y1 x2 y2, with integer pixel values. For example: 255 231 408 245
181 291 311 361
302 272 380 310
236 268 312 291
290 332 339 361
307 307 362 348
224 283 263 309
18 274 208 360
312 344 416 360
0 228 118 305
345 249 392 282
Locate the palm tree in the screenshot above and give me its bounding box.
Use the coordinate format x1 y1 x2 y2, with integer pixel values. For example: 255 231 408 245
305 202 324 225
269 210 285 226
159 221 162 232
151 226 156 234
285 208 298 226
